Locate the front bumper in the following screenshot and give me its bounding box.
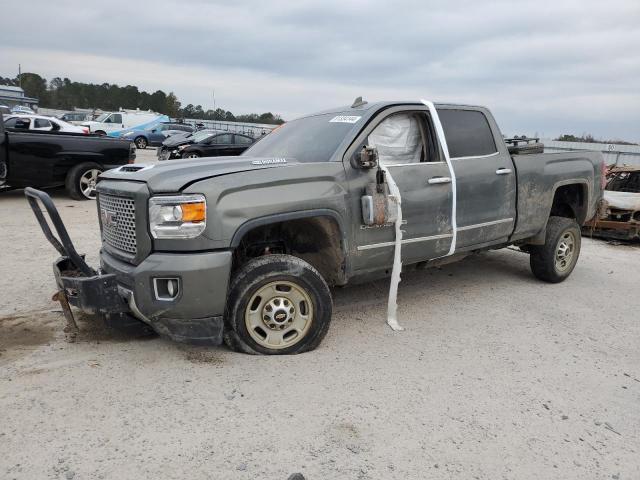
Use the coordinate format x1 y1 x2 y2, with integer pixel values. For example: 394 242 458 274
26 187 231 345
157 146 181 160
100 249 232 344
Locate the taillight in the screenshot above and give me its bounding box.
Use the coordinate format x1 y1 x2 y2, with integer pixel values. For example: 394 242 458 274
601 161 607 190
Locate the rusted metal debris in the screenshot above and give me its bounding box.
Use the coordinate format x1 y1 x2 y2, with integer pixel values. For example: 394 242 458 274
583 166 640 241
52 290 79 342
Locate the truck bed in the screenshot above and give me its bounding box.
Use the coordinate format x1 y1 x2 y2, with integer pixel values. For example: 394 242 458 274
511 151 603 241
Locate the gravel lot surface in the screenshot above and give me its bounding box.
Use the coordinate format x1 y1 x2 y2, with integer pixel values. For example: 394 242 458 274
1 149 639 479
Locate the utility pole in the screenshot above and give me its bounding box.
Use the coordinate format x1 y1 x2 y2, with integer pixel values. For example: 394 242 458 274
18 64 21 88
212 89 216 112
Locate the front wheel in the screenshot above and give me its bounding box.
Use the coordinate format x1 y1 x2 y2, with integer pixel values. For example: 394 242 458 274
224 255 332 355
65 162 103 200
182 152 200 159
134 136 148 149
529 216 581 283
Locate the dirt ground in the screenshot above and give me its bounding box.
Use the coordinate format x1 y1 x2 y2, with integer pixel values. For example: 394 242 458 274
1 149 639 479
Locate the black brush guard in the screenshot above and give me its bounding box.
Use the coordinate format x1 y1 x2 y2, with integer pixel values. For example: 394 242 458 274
25 187 129 316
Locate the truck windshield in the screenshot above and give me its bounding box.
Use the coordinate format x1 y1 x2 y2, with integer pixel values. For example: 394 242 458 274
95 113 110 122
242 113 358 162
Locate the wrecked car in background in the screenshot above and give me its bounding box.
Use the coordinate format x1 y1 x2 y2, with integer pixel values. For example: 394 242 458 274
26 99 604 355
584 166 640 240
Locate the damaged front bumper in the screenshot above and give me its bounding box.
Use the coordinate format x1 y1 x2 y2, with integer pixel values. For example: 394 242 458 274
25 187 228 345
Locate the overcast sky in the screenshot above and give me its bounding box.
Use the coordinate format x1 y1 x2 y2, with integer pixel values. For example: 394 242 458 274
1 0 639 140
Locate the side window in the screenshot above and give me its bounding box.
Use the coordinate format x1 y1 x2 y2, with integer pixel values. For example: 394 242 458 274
234 135 253 145
213 134 233 144
111 114 123 124
34 118 52 129
437 109 497 158
367 112 426 166
5 117 31 129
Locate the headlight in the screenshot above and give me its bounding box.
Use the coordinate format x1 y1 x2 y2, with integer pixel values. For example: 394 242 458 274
177 144 189 151
149 194 206 239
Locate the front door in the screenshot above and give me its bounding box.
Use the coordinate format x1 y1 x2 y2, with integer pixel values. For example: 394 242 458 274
102 113 123 133
350 109 454 272
208 133 235 156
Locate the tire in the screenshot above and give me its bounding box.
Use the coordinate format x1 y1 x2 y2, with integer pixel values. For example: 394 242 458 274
65 162 103 200
182 152 200 159
94 130 107 136
134 136 147 149
529 216 581 283
224 254 332 355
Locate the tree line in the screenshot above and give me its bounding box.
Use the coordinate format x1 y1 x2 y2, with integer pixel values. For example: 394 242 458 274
1 72 284 125
555 134 637 146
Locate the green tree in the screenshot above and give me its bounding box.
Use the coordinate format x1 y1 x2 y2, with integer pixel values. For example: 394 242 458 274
18 72 48 102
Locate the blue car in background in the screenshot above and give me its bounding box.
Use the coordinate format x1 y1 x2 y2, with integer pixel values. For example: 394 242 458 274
119 122 195 149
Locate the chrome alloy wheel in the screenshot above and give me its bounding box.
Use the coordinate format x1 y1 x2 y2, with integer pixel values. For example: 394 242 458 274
554 231 576 272
79 169 101 199
244 280 314 350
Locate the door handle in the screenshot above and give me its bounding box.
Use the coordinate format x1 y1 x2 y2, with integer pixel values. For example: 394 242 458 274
496 168 512 175
428 176 452 185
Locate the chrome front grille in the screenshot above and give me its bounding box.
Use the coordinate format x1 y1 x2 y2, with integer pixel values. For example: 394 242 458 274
98 194 137 254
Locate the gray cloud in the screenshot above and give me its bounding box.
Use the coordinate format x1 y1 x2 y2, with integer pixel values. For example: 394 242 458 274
1 0 639 139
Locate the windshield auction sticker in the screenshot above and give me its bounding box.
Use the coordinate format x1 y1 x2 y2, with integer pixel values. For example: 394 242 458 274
329 115 361 123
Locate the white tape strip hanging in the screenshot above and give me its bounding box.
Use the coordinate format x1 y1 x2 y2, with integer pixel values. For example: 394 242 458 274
379 100 458 332
421 99 458 257
380 165 405 331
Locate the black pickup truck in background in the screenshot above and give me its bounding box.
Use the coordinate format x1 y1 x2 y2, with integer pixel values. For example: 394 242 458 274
0 115 135 199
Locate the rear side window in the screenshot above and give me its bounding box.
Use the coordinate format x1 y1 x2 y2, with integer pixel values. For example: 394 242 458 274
212 134 233 144
234 135 253 145
437 109 497 158
34 118 51 128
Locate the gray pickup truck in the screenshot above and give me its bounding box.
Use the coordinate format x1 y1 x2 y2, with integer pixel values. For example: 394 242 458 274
28 99 605 355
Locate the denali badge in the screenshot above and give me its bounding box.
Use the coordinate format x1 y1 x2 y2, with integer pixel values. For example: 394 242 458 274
251 158 287 165
100 208 118 228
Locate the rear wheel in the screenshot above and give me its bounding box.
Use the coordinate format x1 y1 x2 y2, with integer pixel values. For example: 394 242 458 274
224 254 332 355
65 162 103 200
530 216 581 283
134 136 148 149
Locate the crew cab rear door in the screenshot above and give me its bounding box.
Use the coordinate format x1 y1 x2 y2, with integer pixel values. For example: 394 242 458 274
437 107 516 247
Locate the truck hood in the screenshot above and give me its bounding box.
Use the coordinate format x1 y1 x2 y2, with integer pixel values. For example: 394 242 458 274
100 156 295 192
162 134 193 147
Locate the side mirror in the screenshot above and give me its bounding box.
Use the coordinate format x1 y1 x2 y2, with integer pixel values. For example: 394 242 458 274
151 129 157 133
356 146 379 169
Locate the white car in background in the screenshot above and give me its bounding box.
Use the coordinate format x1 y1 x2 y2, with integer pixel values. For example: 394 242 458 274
3 114 89 134
81 109 170 137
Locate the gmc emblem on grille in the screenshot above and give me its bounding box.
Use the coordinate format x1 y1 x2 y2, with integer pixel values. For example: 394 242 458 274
100 208 118 228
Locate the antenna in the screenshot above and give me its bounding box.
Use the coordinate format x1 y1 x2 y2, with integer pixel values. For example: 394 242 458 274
351 96 367 108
